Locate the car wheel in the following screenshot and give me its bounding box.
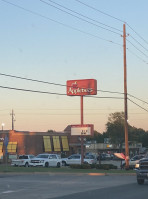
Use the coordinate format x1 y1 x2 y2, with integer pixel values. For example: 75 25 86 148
25 162 29 167
45 162 49 167
57 162 61 168
137 178 144 185
62 161 67 166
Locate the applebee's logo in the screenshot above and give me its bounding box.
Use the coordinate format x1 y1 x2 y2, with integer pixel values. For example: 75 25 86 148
68 81 93 94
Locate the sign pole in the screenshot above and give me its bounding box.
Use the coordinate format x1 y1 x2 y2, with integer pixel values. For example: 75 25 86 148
81 96 84 164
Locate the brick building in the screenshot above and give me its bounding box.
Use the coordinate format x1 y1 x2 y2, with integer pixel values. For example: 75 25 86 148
0 126 83 162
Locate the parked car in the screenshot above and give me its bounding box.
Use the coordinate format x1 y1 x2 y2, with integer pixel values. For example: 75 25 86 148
11 154 35 167
121 154 145 169
62 154 97 166
97 153 112 161
30 154 62 168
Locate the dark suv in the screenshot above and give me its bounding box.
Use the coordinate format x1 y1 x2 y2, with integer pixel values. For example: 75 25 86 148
136 157 148 184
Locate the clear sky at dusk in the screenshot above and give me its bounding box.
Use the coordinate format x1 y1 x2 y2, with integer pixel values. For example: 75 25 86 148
0 0 148 133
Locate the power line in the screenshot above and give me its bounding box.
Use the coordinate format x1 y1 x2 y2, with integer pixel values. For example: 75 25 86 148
0 0 122 46
126 23 148 46
2 72 148 105
0 72 124 95
0 85 66 96
128 93 148 105
40 0 121 36
127 39 148 58
74 0 125 23
0 72 66 87
127 48 148 64
75 0 148 49
128 98 148 113
129 35 148 52
46 0 122 33
0 85 124 99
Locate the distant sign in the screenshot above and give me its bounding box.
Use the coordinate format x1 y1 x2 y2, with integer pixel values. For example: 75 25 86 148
4 136 9 155
71 124 94 136
67 79 97 96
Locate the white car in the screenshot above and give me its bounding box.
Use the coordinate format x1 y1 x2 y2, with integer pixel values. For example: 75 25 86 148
11 155 35 167
121 154 145 169
30 154 62 168
62 154 97 166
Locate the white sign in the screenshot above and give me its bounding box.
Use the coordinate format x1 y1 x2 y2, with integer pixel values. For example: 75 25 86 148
71 127 91 136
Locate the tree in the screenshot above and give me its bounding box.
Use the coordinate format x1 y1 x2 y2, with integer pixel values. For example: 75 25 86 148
105 112 148 150
86 130 104 143
105 112 125 152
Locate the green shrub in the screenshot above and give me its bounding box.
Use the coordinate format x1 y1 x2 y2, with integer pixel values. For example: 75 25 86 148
90 164 97 169
96 164 117 170
70 164 91 169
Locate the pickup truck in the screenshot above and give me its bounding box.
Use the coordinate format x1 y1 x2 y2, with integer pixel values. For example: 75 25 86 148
11 154 35 167
62 154 97 166
135 157 148 184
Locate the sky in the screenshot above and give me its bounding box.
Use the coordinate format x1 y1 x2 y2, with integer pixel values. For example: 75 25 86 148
0 0 148 133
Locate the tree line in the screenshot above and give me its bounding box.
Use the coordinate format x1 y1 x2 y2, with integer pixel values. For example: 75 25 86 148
87 112 148 148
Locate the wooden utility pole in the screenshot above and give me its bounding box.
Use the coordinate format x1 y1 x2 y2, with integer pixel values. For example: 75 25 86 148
123 24 129 169
10 109 15 130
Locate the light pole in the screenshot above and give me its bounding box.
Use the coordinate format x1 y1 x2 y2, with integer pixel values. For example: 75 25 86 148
1 123 5 131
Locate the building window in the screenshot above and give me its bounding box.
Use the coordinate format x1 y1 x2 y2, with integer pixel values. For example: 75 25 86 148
61 136 69 151
7 142 17 153
53 136 61 152
0 142 3 153
43 136 52 152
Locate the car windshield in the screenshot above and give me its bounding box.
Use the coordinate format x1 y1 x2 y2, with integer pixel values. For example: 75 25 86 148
36 155 49 158
85 155 94 159
19 155 28 159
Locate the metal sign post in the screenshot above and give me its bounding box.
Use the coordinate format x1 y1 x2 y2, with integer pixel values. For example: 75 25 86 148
81 96 84 165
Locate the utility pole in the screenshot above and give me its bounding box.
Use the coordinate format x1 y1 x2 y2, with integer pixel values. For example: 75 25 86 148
123 23 129 169
10 109 15 130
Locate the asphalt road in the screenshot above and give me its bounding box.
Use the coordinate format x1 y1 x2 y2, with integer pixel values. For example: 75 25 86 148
0 173 147 199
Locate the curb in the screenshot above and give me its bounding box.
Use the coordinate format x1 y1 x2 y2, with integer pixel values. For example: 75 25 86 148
0 172 136 176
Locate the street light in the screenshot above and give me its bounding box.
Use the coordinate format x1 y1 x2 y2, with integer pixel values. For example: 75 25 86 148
1 123 5 131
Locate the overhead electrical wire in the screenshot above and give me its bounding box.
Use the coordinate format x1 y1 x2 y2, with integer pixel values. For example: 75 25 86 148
126 23 148 46
46 0 122 33
127 39 148 58
127 48 148 64
129 35 148 52
128 98 148 113
0 72 124 95
74 0 125 23
74 0 148 58
128 94 148 105
1 72 148 106
1 72 148 107
0 85 124 99
75 0 148 46
0 0 122 46
40 0 121 36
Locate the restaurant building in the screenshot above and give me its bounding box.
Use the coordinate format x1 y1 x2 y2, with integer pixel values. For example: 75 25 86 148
0 126 83 162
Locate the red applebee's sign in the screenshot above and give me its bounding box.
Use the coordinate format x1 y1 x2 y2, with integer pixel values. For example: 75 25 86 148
67 79 97 96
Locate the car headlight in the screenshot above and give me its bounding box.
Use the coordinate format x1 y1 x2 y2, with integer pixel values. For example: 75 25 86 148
40 160 44 163
135 163 140 169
